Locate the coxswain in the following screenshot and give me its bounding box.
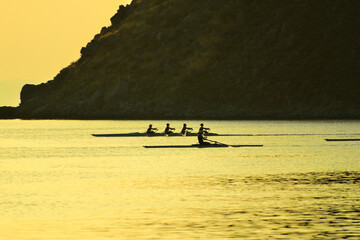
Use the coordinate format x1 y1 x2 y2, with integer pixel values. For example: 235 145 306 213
164 123 175 135
146 124 158 134
181 123 193 135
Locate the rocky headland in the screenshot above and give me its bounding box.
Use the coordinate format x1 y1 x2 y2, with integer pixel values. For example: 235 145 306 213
2 0 360 119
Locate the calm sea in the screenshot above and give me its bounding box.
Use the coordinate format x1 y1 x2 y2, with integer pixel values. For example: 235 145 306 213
0 120 359 239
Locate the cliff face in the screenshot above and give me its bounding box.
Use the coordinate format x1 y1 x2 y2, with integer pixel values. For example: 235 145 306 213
17 0 360 119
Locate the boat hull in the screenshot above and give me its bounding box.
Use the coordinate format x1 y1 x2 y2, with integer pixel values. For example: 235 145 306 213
143 144 263 148
92 132 246 137
325 139 360 141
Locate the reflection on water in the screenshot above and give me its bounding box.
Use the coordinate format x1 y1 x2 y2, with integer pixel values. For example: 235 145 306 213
0 120 359 239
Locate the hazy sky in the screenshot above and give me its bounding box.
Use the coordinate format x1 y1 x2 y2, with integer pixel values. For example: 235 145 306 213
0 0 131 106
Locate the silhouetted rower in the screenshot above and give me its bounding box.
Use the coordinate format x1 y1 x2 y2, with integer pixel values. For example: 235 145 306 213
181 123 193 135
164 123 175 135
198 123 210 135
197 131 211 145
146 124 158 134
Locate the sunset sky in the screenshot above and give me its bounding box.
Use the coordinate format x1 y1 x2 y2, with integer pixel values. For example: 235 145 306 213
0 0 131 106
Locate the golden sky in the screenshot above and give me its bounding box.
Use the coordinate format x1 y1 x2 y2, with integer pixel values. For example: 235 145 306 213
0 0 131 106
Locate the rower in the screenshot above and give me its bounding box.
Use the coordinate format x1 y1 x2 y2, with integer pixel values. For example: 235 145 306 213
181 123 193 136
146 124 158 134
198 123 210 135
164 123 175 135
197 131 211 145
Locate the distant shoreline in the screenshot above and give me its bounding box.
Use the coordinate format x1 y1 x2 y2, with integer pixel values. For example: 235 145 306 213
1 106 359 121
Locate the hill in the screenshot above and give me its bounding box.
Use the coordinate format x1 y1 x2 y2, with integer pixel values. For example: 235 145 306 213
11 0 360 119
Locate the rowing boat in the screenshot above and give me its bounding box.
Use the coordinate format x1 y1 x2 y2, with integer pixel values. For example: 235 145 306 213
92 132 360 137
143 144 263 148
325 138 360 141
92 132 248 137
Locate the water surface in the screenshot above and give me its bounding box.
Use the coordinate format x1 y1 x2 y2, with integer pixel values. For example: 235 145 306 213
0 120 359 239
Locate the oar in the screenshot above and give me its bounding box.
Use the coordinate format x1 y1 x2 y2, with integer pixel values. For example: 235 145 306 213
182 129 193 136
202 139 263 148
206 139 229 146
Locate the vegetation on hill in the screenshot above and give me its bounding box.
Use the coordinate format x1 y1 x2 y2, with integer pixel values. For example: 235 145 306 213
12 0 360 119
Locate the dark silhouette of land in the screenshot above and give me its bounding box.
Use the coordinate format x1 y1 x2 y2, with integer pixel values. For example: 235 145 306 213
1 0 359 119
0 107 17 119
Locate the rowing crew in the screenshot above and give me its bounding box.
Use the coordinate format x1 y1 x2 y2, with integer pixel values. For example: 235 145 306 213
146 123 211 143
147 123 206 135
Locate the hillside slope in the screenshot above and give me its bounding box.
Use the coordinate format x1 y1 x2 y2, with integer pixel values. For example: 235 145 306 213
16 0 360 119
